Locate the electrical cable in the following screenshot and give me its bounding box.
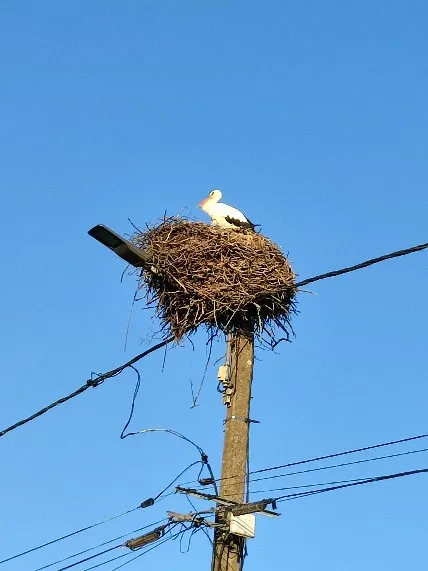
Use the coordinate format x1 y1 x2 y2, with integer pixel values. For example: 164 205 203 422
0 506 140 565
123 427 205 455
81 550 131 571
4 454 207 568
1 241 426 440
271 466 428 503
294 241 428 288
249 475 373 495
197 445 428 499
119 365 141 440
180 431 428 489
121 427 219 496
249 446 428 484
33 518 168 571
154 461 203 501
111 527 190 571
89 525 185 571
0 336 175 439
53 521 174 571
248 433 428 475
55 544 121 571
185 495 213 547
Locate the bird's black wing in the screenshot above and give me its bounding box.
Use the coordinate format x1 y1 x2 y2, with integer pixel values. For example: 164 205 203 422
224 215 258 231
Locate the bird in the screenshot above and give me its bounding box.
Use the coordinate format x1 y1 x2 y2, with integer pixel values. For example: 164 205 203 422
198 189 258 230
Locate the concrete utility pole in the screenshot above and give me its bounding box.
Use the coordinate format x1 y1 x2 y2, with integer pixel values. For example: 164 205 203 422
212 333 254 571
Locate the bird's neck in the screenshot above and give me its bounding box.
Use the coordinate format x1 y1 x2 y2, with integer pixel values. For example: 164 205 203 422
200 198 219 214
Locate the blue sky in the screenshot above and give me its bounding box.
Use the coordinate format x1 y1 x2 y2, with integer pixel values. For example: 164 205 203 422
0 1 427 570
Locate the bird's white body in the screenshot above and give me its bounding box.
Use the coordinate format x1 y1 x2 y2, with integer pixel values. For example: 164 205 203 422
198 190 256 230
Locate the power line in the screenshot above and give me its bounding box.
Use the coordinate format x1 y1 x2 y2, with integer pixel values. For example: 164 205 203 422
250 432 428 476
175 469 428 538
272 466 428 503
250 475 372 494
0 506 140 565
2 443 214 568
261 445 428 478
250 446 428 483
83 525 186 571
1 241 426 441
182 430 428 489
81 549 132 571
156 460 204 500
120 428 219 496
0 336 174 439
294 241 428 288
123 427 206 455
54 522 174 571
2 456 203 567
191 468 428 513
199 446 428 499
55 544 121 571
109 526 191 571
34 519 168 571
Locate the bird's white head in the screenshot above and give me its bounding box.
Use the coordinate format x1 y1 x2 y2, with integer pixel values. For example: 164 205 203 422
198 189 222 209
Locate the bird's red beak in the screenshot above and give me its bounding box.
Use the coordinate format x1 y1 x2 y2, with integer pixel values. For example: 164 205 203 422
198 196 209 207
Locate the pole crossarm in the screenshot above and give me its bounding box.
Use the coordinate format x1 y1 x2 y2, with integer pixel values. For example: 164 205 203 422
175 487 280 517
230 501 280 518
167 511 222 529
176 486 238 506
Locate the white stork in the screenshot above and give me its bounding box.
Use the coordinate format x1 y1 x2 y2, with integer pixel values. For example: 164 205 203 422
198 189 257 230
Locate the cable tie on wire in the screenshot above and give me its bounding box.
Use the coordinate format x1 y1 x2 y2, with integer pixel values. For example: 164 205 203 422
87 373 104 388
199 478 214 486
140 498 155 509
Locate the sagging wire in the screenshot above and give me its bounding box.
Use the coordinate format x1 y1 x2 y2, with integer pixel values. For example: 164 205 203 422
120 427 219 496
180 524 201 554
119 365 141 440
118 371 218 500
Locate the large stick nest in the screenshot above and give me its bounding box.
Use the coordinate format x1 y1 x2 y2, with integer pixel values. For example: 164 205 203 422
133 218 297 344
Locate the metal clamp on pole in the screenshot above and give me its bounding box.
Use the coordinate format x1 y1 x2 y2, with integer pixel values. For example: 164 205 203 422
223 415 260 425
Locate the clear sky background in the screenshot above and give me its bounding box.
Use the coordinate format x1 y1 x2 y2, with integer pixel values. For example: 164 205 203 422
1 2 427 570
